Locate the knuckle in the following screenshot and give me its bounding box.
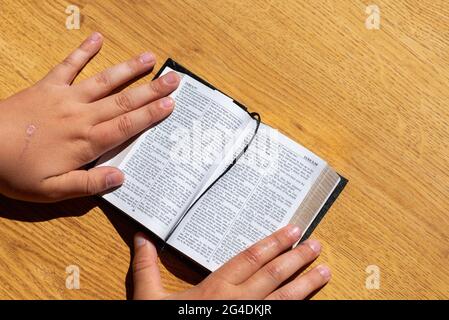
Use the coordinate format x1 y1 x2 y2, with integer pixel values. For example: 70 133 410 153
275 288 295 300
83 174 98 195
114 92 133 112
300 276 317 296
61 55 78 69
294 243 316 262
292 247 309 264
242 246 263 266
132 256 157 274
78 43 91 54
95 71 112 90
270 233 284 251
74 134 97 163
80 122 96 142
79 37 96 52
117 114 133 137
84 124 95 142
149 80 162 96
126 59 139 74
265 263 284 282
145 105 156 124
81 144 97 164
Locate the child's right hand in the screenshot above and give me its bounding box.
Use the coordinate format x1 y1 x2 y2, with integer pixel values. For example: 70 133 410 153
0 32 180 202
132 225 331 300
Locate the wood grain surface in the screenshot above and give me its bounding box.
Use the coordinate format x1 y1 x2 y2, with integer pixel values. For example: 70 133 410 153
0 0 448 299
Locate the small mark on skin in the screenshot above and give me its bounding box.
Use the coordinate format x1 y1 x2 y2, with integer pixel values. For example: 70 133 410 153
19 124 37 159
26 124 36 137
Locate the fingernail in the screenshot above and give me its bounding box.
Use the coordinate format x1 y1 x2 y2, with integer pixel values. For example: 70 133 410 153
105 172 124 189
317 265 331 280
90 32 102 42
162 97 174 109
288 225 301 238
139 52 155 64
307 239 321 253
163 72 179 84
135 234 147 247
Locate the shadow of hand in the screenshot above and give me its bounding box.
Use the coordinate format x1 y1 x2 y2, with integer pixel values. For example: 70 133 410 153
0 194 98 222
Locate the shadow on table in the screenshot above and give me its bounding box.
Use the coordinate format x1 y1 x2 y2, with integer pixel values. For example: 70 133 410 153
97 200 207 299
0 194 207 299
0 194 98 222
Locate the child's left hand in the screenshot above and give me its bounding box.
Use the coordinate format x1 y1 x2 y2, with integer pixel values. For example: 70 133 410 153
0 32 180 202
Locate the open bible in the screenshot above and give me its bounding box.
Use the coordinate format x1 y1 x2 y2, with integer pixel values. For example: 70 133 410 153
97 59 347 272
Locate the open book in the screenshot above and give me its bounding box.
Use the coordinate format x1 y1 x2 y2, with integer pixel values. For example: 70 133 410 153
97 59 347 272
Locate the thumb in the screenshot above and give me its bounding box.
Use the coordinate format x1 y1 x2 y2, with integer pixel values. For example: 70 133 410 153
132 232 166 300
41 166 124 201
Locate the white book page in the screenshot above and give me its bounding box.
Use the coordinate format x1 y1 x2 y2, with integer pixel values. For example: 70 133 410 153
98 68 251 239
167 124 327 271
300 176 340 239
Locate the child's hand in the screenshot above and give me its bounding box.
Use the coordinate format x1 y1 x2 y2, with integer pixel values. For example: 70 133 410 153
132 225 331 300
0 32 180 202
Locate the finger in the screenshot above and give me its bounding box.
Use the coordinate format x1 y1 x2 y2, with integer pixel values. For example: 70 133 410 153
89 96 174 155
73 51 156 102
241 239 322 298
41 166 124 201
91 71 180 123
133 233 166 300
44 32 103 84
265 264 331 300
213 225 302 285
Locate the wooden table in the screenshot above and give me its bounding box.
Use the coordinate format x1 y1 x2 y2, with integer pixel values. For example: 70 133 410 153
0 0 448 299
